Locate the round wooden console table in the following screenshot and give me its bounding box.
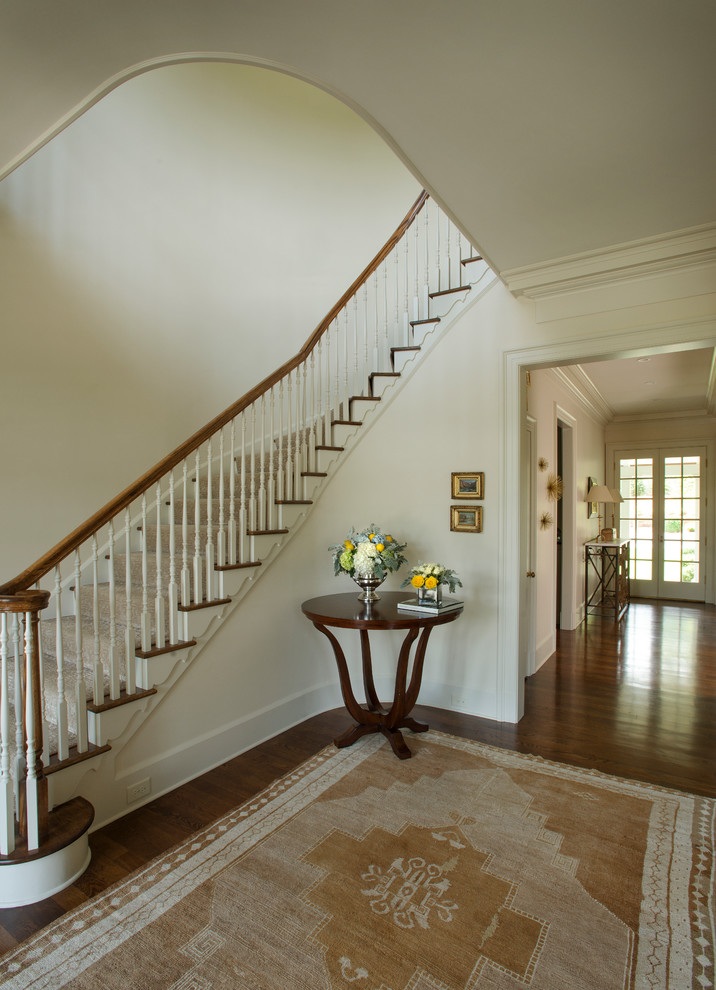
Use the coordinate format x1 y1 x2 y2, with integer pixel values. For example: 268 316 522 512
301 592 463 760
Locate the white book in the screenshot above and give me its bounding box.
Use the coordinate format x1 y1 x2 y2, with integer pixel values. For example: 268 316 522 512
397 597 464 614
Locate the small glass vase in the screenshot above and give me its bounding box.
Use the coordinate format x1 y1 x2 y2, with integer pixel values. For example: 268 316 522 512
417 584 442 606
353 574 385 603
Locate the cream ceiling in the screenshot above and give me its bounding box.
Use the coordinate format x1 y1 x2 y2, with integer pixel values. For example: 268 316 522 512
572 348 716 420
1 0 715 275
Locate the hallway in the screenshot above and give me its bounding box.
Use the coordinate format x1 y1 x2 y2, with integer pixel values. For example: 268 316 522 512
1 598 714 948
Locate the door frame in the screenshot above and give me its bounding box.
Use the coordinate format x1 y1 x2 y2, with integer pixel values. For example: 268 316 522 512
556 406 578 629
499 316 716 722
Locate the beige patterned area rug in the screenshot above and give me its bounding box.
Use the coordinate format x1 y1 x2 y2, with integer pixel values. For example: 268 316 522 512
2 732 714 989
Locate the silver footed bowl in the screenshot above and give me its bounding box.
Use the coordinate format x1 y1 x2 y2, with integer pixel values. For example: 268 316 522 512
352 574 385 603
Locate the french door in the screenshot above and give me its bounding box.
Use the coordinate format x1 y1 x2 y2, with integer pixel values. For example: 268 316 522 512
614 446 706 601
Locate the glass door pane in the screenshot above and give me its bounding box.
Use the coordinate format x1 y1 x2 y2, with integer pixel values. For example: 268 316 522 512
615 447 705 602
619 456 656 594
662 455 701 592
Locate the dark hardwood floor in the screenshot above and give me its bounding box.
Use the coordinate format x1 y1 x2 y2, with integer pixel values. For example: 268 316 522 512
1 597 714 951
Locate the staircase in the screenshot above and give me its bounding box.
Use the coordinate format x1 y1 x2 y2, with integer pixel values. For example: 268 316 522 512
0 191 492 906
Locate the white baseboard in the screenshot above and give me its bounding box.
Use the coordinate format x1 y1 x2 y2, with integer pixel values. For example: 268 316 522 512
535 632 556 671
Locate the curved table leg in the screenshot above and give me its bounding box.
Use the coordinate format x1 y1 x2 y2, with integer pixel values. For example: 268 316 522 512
314 618 432 759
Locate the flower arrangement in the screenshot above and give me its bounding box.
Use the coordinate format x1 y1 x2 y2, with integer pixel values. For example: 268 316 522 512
401 562 462 593
329 525 408 580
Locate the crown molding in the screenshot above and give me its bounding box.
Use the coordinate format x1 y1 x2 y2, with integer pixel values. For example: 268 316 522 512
550 366 613 425
502 222 716 299
609 407 713 424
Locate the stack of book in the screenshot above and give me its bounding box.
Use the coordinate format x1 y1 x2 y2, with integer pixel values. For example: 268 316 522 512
397 597 464 614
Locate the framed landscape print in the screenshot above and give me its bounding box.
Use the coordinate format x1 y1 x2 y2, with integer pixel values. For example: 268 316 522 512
451 472 484 499
450 505 483 533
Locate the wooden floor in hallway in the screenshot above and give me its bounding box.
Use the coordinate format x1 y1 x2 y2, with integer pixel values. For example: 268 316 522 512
1 597 714 950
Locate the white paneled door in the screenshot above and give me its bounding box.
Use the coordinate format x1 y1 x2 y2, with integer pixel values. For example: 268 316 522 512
614 447 706 601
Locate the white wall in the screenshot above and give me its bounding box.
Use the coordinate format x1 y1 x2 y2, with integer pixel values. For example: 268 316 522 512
0 62 420 584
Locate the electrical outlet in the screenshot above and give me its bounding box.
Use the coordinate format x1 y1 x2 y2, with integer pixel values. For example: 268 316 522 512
127 777 151 804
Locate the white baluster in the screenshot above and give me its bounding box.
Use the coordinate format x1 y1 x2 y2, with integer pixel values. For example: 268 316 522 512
228 421 237 566
382 260 390 371
413 212 420 323
91 535 102 705
423 200 430 314
403 232 410 343
24 611 40 850
352 294 359 400
249 404 258 548
308 354 316 474
285 374 295 503
394 244 400 350
315 339 324 450
268 387 276 529
342 309 350 420
154 483 166 646
276 384 285 524
53 568 69 760
193 450 203 604
12 616 25 808
180 463 191 608
74 550 88 752
217 431 226 568
205 440 215 602
362 282 370 394
168 470 179 644
108 522 119 700
239 413 247 563
258 395 267 531
297 363 306 499
373 271 380 374
35 585 49 766
141 495 152 650
124 508 136 695
323 329 332 446
333 318 341 425
434 199 442 293
0 613 14 855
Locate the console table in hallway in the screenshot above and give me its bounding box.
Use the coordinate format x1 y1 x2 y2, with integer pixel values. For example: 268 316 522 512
584 539 630 622
301 592 463 759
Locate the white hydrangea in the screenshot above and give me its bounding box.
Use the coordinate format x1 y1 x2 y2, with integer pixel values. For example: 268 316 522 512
354 540 379 575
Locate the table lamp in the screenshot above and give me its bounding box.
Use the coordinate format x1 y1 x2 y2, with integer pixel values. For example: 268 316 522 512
585 484 618 542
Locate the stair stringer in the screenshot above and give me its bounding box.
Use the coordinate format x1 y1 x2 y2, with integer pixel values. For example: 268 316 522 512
46 265 499 831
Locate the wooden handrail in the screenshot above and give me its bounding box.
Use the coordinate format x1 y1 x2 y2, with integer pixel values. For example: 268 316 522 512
0 191 429 596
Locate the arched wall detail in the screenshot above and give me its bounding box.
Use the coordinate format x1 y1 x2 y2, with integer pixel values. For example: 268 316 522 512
1 51 432 199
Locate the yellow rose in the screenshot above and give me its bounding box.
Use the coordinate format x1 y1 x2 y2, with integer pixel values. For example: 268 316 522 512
368 533 375 540
385 535 393 542
411 575 425 588
425 576 438 590
344 540 354 550
376 543 384 552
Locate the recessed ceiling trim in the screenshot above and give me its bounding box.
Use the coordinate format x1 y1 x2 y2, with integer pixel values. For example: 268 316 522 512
551 366 612 425
502 222 716 299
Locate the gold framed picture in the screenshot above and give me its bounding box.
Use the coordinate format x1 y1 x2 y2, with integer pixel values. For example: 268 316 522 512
450 505 483 533
451 471 484 499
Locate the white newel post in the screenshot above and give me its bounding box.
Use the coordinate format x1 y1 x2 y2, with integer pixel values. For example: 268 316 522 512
0 590 51 851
